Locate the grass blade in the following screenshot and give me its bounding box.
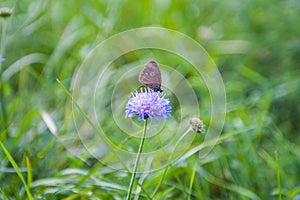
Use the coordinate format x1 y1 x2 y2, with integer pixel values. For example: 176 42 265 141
0 137 33 200
25 154 32 188
275 151 282 200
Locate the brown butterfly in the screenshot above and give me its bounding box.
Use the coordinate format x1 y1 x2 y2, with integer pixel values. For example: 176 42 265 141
139 60 163 92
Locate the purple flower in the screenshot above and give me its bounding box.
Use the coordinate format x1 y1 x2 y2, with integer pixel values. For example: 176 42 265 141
0 54 3 62
125 88 172 121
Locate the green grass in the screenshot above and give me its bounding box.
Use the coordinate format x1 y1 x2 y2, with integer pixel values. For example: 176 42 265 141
1 0 300 199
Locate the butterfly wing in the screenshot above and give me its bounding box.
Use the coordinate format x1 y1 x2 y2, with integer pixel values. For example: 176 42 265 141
138 61 162 88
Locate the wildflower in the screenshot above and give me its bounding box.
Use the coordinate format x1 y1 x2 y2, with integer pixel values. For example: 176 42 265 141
0 54 3 62
190 117 205 133
0 7 12 18
125 88 172 121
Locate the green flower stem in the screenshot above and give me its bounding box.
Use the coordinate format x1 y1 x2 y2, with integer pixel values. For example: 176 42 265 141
126 119 148 200
0 17 8 139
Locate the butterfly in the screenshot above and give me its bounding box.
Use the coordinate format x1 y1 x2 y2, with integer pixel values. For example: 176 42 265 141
139 60 163 92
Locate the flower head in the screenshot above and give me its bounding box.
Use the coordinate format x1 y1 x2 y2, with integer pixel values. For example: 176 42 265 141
125 88 172 121
189 117 205 133
0 7 12 18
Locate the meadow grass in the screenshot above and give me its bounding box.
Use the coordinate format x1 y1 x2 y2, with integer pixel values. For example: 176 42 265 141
0 0 300 199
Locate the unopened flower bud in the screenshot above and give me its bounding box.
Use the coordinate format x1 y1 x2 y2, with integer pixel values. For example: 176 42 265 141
0 7 12 18
190 117 205 133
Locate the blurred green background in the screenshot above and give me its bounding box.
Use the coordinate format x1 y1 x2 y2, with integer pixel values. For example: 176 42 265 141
0 0 300 199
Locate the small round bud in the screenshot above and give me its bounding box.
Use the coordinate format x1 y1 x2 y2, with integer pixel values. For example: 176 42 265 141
189 117 205 133
0 7 12 18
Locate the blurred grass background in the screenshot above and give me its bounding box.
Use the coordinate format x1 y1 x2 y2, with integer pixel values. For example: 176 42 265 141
0 0 300 199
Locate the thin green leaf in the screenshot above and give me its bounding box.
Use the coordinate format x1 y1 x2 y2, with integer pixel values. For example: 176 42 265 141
0 138 33 200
